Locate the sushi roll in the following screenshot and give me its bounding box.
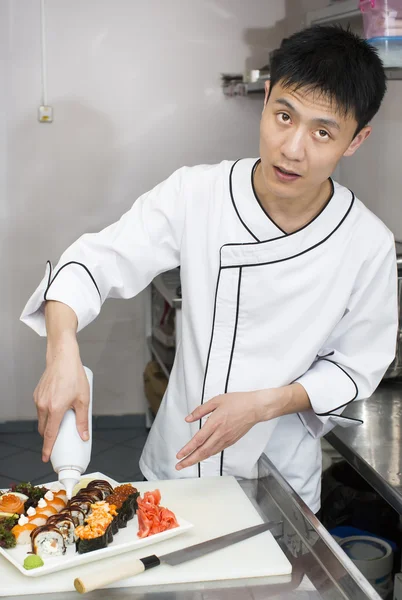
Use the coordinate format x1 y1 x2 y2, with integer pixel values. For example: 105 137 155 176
106 524 113 544
117 511 129 529
48 497 66 512
73 488 103 502
36 504 59 518
26 506 47 527
43 489 67 511
60 506 86 527
86 480 114 499
75 523 113 554
66 498 92 515
106 485 139 527
111 515 119 535
11 522 37 545
47 514 76 545
31 525 66 557
28 515 48 527
66 505 87 526
52 490 68 504
75 501 117 554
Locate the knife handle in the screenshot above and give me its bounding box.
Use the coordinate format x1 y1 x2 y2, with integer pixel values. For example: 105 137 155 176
74 554 160 594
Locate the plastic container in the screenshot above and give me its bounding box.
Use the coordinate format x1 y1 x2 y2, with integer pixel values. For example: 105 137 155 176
360 0 402 38
368 35 402 66
339 535 393 599
50 367 93 499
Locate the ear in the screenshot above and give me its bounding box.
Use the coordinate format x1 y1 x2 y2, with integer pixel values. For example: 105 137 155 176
263 80 271 108
343 126 372 157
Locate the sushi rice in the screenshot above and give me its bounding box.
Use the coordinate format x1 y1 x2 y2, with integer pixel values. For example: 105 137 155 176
31 526 66 557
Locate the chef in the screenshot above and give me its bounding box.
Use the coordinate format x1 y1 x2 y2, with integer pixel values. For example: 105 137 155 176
21 25 398 514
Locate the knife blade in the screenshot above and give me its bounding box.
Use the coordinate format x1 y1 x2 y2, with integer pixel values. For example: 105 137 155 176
161 521 281 565
74 521 281 594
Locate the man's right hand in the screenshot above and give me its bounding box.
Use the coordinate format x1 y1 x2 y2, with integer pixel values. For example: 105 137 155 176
35 301 89 462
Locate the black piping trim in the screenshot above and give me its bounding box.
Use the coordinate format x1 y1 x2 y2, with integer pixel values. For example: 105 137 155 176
198 268 222 478
44 261 102 302
221 192 355 270
224 268 242 393
327 414 363 425
251 159 335 240
229 159 260 242
46 261 52 288
220 267 243 476
297 410 363 429
313 359 359 416
251 159 287 235
317 351 335 360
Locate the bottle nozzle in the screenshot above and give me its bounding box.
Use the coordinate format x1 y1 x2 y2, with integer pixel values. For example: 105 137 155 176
58 468 81 500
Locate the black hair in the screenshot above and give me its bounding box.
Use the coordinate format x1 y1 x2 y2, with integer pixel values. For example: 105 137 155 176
269 25 387 135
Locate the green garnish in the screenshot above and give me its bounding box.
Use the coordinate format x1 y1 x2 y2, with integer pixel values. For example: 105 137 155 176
1 516 18 529
23 555 44 570
10 482 47 511
0 516 18 549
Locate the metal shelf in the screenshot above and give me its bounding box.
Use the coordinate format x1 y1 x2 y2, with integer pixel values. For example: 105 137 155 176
146 336 172 380
152 269 181 308
247 81 267 93
386 68 402 80
306 0 361 26
243 68 402 92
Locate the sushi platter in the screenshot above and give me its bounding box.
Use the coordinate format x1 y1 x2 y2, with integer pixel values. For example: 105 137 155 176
0 472 193 577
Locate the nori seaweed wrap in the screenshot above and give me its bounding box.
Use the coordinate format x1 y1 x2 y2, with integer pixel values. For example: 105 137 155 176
75 524 112 554
111 516 119 535
117 510 129 529
106 524 113 545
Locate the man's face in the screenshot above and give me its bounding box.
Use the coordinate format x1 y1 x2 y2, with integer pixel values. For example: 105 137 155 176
259 80 371 199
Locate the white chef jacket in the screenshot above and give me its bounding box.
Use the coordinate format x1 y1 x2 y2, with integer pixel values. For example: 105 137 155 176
21 158 398 513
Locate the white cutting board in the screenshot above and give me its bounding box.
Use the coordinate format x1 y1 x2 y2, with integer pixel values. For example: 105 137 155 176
0 476 292 596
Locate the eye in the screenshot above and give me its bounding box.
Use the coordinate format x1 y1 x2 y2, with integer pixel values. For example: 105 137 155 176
277 112 291 124
315 129 330 140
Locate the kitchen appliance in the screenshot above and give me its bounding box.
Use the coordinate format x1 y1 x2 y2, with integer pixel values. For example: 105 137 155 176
383 241 402 379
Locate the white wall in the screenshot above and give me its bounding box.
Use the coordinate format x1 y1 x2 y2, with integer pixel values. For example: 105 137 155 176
339 81 402 240
2 0 286 420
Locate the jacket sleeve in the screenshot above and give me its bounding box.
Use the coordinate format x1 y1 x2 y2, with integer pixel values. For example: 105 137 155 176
296 232 398 438
20 167 187 336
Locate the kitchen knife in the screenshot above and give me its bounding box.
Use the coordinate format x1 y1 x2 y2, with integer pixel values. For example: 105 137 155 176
74 521 281 594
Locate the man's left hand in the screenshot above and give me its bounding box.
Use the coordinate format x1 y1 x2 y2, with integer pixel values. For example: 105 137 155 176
175 391 264 470
175 383 310 470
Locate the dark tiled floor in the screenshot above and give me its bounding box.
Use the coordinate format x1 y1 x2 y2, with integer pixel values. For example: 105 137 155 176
0 419 148 489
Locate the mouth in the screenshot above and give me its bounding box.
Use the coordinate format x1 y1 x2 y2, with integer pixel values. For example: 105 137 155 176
273 166 301 182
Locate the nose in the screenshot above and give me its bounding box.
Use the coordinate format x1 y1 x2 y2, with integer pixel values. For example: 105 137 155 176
280 128 306 163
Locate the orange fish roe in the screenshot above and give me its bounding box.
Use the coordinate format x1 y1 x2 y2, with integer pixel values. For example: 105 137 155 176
106 484 137 509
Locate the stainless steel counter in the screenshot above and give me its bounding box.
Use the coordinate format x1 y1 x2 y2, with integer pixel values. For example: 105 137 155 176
326 381 402 515
4 455 380 600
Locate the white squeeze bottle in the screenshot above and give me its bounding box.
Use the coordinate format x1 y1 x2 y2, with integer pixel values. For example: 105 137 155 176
50 367 93 499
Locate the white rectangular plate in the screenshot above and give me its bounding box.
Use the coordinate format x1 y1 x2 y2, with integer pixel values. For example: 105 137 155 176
0 472 193 578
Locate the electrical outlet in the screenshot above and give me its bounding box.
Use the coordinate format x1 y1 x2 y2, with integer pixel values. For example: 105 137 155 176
38 105 53 123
